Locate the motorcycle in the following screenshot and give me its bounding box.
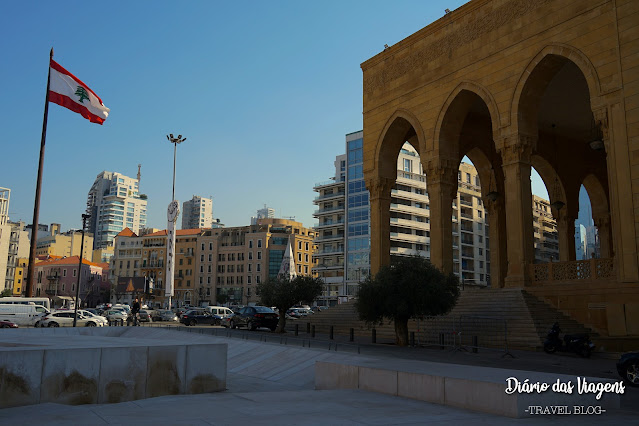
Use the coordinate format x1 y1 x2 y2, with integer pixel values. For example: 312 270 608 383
543 322 595 358
126 312 140 326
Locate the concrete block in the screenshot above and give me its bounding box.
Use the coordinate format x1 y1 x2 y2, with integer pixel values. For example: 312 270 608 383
397 371 445 404
98 346 148 404
445 377 518 418
146 345 186 398
185 344 227 394
0 350 44 408
358 367 397 396
41 348 100 405
315 361 358 390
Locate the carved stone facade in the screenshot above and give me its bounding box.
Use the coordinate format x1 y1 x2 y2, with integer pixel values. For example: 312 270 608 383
362 0 639 337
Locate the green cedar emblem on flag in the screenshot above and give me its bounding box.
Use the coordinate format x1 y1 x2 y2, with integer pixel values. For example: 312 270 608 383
75 86 89 103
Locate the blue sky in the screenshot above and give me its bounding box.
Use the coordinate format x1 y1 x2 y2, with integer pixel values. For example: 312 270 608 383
1 0 551 232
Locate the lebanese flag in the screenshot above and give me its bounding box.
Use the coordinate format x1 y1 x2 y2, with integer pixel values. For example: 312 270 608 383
48 59 110 124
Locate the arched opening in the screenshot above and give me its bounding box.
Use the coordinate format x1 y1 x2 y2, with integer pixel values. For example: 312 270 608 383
432 86 505 286
513 52 609 284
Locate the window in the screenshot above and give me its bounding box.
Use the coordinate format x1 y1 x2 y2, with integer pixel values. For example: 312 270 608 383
298 241 302 250
248 252 253 260
257 251 262 260
257 239 262 248
248 264 252 272
257 264 261 272
201 243 205 250
208 254 212 261
305 242 309 251
73 269 77 277
403 159 412 173
247 275 252 284
305 254 309 262
256 275 261 284
209 242 213 250
63 270 67 277
466 173 471 183
249 240 253 249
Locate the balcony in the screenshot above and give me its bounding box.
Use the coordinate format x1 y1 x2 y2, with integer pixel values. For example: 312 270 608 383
313 246 344 256
313 205 345 216
315 219 345 229
314 191 345 202
530 258 615 284
314 234 345 242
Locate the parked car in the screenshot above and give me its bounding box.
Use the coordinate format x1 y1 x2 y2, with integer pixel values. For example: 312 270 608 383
78 309 108 326
0 320 18 328
617 352 639 387
103 309 128 322
180 309 220 326
286 308 309 319
41 311 104 327
229 306 279 331
138 309 154 322
154 309 178 322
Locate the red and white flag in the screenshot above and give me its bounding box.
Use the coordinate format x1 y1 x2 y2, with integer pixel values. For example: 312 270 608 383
48 59 109 124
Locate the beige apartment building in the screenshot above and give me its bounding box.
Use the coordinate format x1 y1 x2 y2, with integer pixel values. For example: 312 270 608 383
35 230 93 260
109 218 316 308
533 195 559 263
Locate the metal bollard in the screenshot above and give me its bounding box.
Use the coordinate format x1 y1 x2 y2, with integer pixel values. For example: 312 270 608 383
372 328 376 344
439 332 445 349
472 335 478 353
329 326 334 340
294 324 299 336
349 328 354 342
306 322 311 333
311 325 315 338
410 331 415 347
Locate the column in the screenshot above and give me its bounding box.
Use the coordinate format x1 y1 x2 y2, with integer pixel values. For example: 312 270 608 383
595 106 637 280
366 176 394 276
425 158 457 275
499 135 535 287
557 211 577 262
594 213 613 258
485 197 507 288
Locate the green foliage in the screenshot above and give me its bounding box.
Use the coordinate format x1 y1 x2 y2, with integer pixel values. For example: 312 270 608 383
0 289 12 297
355 256 460 325
257 275 323 332
216 293 229 305
257 275 323 312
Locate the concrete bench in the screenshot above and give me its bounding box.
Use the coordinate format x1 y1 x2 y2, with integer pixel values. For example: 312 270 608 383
315 359 621 418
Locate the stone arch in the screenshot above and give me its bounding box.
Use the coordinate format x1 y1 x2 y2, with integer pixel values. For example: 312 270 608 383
510 43 602 136
581 174 609 218
433 81 501 155
530 155 568 214
374 108 425 180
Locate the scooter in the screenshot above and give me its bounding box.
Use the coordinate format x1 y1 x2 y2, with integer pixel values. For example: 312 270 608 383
543 322 595 358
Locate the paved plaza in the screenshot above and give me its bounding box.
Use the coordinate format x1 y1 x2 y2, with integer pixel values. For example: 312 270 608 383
0 327 637 425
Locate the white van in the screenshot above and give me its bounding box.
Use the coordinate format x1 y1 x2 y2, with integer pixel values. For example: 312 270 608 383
205 306 234 318
0 304 49 327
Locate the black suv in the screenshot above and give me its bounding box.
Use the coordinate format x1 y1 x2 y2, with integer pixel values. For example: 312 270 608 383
229 306 279 331
180 309 220 326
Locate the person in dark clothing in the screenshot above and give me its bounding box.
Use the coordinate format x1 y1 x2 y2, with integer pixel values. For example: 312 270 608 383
131 298 141 326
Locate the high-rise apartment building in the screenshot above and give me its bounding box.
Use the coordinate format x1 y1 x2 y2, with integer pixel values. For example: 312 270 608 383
86 170 147 250
532 195 560 262
182 195 214 229
251 206 275 225
313 131 492 305
0 188 9 226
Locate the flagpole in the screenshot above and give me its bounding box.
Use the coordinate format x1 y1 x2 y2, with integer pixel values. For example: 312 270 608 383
26 48 53 297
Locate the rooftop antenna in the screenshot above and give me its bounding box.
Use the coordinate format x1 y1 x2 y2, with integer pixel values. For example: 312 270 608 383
137 164 141 183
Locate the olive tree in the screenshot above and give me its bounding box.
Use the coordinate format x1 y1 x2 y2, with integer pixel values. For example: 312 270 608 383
355 256 460 346
257 275 323 333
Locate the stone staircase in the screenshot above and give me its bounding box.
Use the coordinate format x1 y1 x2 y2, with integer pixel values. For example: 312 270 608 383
289 288 597 350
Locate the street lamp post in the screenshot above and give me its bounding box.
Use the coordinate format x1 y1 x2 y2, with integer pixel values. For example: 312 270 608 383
166 134 186 310
73 213 90 327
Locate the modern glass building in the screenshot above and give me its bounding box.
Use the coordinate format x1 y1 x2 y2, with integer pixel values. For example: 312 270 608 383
86 171 148 250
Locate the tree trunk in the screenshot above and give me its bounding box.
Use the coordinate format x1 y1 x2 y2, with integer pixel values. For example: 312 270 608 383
394 318 409 346
276 308 287 333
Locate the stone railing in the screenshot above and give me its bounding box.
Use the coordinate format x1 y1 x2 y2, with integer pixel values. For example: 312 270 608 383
529 258 615 284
